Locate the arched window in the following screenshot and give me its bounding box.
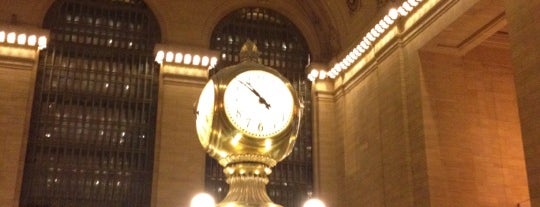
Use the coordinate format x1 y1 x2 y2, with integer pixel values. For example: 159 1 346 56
207 7 313 207
20 0 160 206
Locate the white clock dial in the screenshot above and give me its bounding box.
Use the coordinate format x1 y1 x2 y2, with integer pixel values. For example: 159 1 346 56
196 80 215 147
223 70 294 138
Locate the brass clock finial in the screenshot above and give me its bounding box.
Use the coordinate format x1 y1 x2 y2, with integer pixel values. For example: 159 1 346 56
239 40 260 62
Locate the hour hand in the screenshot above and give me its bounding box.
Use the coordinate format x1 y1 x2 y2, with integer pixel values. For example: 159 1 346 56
239 81 271 109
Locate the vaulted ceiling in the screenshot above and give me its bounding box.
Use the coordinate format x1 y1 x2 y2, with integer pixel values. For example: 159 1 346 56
0 0 400 62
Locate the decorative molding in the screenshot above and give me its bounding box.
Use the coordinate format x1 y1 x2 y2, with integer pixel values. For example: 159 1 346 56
0 46 38 71
377 0 396 9
347 0 361 13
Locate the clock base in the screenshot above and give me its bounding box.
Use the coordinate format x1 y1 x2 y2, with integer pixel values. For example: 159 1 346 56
217 162 282 207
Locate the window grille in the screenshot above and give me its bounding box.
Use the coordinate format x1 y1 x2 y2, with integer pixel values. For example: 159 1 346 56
19 0 160 206
208 7 313 207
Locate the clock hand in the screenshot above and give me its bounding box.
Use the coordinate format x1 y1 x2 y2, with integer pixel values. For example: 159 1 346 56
239 81 271 109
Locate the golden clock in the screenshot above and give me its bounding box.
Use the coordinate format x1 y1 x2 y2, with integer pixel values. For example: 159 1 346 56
194 41 301 165
223 70 294 138
195 80 215 148
194 40 302 207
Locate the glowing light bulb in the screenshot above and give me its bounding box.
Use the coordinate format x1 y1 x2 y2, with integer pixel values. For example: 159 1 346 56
165 52 174 62
7 32 16 43
17 34 26 45
408 0 419 6
370 28 380 37
201 56 209 66
193 55 201 66
398 6 409 16
379 20 389 29
402 2 414 12
389 8 399 20
38 36 47 50
190 193 215 207
303 198 326 207
360 41 369 50
155 50 164 63
375 24 385 33
27 35 37 46
184 54 192 65
384 15 394 25
175 53 183 63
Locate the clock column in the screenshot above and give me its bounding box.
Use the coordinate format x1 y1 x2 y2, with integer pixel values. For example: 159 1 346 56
153 45 218 207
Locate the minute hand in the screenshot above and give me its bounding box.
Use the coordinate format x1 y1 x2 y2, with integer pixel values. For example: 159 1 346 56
239 81 271 109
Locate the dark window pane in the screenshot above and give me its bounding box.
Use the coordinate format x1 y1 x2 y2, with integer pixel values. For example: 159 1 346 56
20 0 160 206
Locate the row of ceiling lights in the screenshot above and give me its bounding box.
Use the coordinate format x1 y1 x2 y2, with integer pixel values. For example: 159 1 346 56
0 31 47 50
155 50 219 69
308 0 425 82
2 0 422 79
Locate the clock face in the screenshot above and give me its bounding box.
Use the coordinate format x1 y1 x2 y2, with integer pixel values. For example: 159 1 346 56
196 80 215 147
223 70 294 138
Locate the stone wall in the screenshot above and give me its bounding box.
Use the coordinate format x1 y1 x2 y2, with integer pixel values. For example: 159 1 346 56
420 44 528 206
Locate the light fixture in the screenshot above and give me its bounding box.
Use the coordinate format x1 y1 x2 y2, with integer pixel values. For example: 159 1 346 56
370 28 380 37
338 62 347 71
201 56 209 66
190 193 215 207
318 70 327 79
360 41 369 50
155 50 164 63
389 8 399 20
38 36 47 50
408 0 419 6
303 198 326 207
165 52 174 62
378 19 389 29
27 35 37 46
398 6 409 16
193 55 201 66
184 54 192 65
7 32 16 43
17 34 26 45
383 15 395 25
375 24 385 33
175 53 183 63
210 57 218 69
402 1 414 12
352 48 361 57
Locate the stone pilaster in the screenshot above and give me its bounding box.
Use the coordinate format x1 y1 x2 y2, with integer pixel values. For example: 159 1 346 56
309 62 340 207
0 25 47 207
152 45 218 207
504 1 540 206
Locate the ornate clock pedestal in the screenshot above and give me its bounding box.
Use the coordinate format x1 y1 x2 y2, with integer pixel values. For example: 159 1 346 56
218 161 281 207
